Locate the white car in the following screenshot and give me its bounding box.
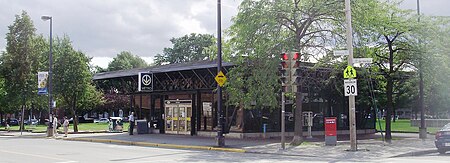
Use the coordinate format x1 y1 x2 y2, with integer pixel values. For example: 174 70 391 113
94 118 109 123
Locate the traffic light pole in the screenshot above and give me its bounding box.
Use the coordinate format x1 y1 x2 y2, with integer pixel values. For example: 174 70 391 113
281 92 285 150
345 0 357 151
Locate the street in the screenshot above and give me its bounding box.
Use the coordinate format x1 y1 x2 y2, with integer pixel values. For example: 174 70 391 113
1 137 449 163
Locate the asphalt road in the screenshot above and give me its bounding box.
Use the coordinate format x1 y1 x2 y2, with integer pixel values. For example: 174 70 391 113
0 137 449 163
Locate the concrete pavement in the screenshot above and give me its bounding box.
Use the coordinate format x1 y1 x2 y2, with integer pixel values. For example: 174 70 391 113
0 130 440 160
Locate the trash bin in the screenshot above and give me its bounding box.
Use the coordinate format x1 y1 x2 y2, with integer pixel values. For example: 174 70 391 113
136 120 148 134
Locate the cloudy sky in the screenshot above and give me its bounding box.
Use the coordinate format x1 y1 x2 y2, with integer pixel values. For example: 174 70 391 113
0 0 449 68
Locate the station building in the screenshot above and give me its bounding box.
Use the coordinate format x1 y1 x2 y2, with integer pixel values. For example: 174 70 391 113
93 60 375 138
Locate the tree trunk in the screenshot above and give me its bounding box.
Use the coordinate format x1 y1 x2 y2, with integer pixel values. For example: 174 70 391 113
393 106 396 122
385 78 393 141
385 37 396 142
235 104 244 131
71 109 78 133
71 96 78 132
291 85 303 145
20 105 25 131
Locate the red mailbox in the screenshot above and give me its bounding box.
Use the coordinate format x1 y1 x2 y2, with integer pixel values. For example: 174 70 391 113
325 117 337 136
324 117 337 145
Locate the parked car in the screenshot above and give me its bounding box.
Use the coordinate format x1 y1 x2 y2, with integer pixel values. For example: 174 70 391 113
24 119 39 125
69 116 94 124
435 123 450 154
94 118 109 123
8 118 19 126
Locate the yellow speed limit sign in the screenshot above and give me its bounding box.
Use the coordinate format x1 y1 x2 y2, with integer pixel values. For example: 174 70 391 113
215 71 227 87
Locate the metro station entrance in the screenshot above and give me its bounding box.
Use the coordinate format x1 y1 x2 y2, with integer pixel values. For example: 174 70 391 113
164 100 192 135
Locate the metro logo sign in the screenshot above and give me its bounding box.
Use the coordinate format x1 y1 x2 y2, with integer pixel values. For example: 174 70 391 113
138 72 153 92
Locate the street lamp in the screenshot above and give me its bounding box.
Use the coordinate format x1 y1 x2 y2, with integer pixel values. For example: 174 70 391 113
416 0 427 139
41 15 53 137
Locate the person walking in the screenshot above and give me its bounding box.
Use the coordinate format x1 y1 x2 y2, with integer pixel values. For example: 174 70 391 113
52 116 58 138
128 112 135 135
63 117 69 137
5 117 10 132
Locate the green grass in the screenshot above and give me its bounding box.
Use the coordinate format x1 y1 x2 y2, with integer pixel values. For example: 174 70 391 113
375 119 440 134
6 122 130 132
6 119 440 134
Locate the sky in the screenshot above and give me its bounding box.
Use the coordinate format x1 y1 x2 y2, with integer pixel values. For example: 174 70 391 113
0 0 449 68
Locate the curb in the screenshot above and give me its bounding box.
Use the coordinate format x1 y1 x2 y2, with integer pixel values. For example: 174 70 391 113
391 149 437 157
63 137 246 153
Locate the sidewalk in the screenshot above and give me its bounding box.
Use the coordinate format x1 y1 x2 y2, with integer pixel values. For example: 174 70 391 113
0 130 437 160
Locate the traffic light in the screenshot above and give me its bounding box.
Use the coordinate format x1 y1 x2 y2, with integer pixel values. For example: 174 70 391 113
280 52 300 93
280 53 291 92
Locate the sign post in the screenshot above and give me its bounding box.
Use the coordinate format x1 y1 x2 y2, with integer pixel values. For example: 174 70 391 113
344 0 357 151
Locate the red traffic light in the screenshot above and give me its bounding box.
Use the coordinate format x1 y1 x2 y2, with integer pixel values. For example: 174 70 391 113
292 52 299 60
280 53 289 60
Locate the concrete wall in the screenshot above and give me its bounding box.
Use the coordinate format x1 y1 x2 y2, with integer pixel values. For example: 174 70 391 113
411 119 450 128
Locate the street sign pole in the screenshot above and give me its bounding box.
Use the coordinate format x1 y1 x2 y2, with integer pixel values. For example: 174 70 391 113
345 0 357 151
216 0 225 147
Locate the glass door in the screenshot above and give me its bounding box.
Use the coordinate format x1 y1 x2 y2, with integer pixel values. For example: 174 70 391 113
164 100 192 135
179 107 186 133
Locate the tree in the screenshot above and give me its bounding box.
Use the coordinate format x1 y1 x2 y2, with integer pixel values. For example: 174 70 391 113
0 11 44 126
352 0 421 141
154 33 215 65
416 17 450 117
228 0 343 145
53 36 102 132
108 51 147 71
0 76 8 123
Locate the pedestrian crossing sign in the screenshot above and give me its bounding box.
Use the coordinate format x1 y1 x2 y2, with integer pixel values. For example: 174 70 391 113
343 65 356 79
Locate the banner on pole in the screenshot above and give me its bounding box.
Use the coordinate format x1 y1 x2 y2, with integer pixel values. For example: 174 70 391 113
38 72 48 95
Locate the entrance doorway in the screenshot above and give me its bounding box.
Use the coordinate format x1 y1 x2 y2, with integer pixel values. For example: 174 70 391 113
164 100 192 134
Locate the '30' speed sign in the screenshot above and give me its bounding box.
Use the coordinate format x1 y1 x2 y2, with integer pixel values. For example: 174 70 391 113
344 79 357 96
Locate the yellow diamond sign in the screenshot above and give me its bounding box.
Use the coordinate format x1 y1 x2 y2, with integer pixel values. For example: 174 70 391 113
215 71 227 87
343 65 357 79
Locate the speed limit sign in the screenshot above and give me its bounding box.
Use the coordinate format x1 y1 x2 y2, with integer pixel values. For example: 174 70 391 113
344 79 357 96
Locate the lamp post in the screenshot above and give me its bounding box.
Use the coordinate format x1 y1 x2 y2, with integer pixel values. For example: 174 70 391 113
41 15 53 137
416 0 427 139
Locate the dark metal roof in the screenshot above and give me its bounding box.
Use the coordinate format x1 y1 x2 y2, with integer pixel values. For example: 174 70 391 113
93 60 234 81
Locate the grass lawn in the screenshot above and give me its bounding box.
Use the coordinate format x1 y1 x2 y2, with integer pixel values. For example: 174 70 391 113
375 119 441 134
6 122 130 132
6 119 440 134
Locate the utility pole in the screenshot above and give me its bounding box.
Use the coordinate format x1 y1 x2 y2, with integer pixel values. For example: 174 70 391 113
344 0 357 151
417 0 427 139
